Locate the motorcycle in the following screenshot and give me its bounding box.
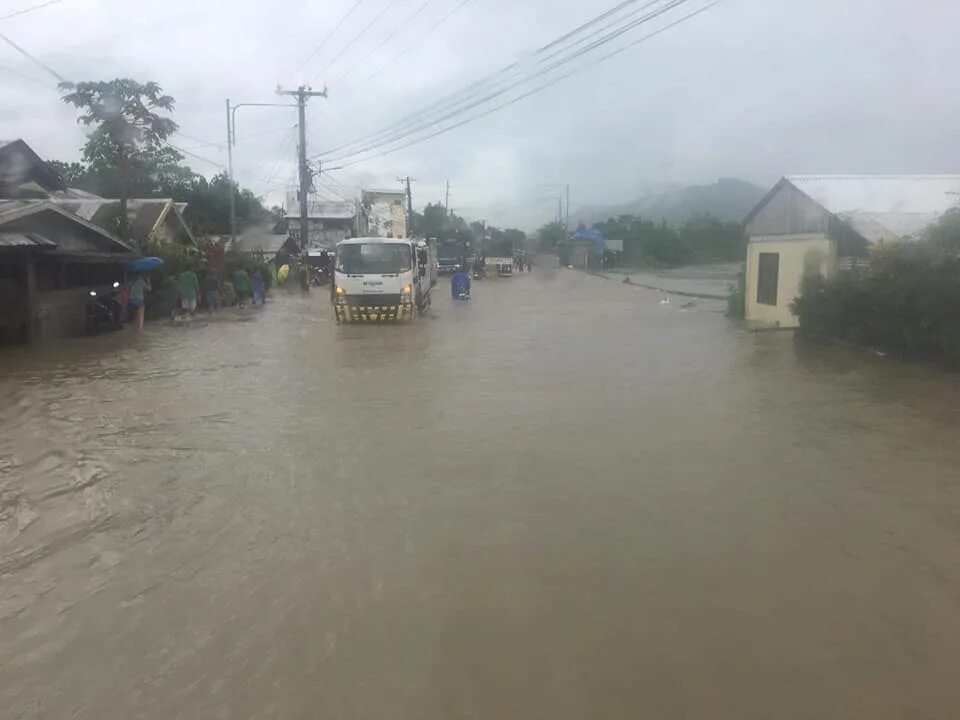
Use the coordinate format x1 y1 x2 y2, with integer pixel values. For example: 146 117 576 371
456 288 471 301
310 266 331 287
86 282 124 334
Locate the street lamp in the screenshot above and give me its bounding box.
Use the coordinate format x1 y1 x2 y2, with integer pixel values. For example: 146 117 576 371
225 99 297 245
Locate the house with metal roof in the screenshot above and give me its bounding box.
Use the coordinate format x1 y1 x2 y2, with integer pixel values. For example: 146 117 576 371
0 138 195 250
742 175 960 328
0 199 134 342
56 197 195 249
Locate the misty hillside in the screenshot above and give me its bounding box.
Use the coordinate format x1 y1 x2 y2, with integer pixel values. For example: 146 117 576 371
575 178 766 228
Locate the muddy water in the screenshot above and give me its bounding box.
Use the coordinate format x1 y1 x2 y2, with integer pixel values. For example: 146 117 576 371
1 272 959 719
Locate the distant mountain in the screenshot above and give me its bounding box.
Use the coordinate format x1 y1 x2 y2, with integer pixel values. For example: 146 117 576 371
575 178 766 228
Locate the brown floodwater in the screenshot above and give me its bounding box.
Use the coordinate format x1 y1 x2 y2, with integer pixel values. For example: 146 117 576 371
1 271 959 719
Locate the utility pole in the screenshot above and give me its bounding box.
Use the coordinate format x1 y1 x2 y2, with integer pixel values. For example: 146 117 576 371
398 176 415 237
444 179 450 212
277 84 328 252
565 183 570 232
225 99 236 247
224 99 297 247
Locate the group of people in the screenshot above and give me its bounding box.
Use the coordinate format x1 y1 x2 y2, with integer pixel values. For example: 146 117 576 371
174 266 266 316
123 265 268 330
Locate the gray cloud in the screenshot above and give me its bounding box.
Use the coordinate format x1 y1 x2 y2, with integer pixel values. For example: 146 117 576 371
3 0 959 230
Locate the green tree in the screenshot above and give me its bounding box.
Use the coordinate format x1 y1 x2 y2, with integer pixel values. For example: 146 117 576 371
925 207 960 250
46 160 90 188
59 79 179 242
536 221 566 251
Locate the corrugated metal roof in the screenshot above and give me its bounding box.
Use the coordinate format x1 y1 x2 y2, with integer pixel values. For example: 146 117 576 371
0 199 40 216
0 231 57 248
787 175 960 241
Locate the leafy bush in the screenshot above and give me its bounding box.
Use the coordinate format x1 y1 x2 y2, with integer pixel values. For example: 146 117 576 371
726 270 745 318
791 243 960 365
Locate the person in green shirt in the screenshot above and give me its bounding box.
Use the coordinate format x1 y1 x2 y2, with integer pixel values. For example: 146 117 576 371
233 268 250 307
177 268 200 315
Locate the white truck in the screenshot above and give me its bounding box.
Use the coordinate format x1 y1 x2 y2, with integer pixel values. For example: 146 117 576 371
333 237 436 322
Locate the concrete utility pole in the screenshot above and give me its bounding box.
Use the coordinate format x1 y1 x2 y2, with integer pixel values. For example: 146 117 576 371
565 183 570 232
225 99 236 246
444 179 450 212
277 85 328 252
398 176 415 237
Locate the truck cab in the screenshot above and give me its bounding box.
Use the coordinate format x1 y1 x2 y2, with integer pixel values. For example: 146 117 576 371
333 237 434 322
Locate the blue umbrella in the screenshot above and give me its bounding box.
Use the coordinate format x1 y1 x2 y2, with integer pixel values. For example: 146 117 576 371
127 256 164 272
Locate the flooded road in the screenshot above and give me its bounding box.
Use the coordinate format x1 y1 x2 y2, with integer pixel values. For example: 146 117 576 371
2 270 959 719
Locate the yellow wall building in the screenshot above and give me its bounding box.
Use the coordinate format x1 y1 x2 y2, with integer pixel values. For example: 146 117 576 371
743 175 960 329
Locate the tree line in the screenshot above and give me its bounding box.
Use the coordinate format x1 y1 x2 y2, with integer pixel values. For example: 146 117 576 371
535 214 746 267
414 202 527 255
53 78 276 243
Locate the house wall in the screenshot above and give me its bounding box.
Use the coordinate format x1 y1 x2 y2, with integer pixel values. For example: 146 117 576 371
289 218 353 248
745 234 836 328
0 252 28 342
35 288 87 338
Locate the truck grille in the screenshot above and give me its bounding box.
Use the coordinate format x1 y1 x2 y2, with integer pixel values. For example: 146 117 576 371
346 294 401 307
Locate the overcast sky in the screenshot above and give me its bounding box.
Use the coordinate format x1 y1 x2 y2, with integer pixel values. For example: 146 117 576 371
2 0 959 229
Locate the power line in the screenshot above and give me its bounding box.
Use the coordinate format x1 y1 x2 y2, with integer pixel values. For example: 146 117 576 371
329 2 716 168
316 0 662 158
164 142 227 170
333 0 437 85
343 0 474 94
309 0 402 83
295 0 368 75
324 0 693 163
0 63 55 89
0 0 63 22
0 31 66 83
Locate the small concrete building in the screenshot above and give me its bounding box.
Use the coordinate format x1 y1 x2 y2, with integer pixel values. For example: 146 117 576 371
286 194 356 249
743 175 960 328
360 190 407 239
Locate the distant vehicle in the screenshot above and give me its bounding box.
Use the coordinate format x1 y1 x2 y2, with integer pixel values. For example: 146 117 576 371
437 238 468 274
333 237 436 322
486 256 514 276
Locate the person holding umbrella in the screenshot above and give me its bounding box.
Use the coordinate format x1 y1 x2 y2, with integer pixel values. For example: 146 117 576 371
126 256 163 331
128 274 151 330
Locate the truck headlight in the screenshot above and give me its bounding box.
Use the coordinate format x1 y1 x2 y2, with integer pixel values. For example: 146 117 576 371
400 284 413 303
335 286 346 304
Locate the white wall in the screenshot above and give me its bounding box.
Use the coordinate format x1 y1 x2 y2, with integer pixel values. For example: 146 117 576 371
745 234 836 328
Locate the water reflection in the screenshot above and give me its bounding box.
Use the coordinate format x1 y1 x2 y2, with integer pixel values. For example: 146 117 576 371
1 275 959 718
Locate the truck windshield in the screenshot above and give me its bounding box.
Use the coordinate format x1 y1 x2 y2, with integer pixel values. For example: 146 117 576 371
336 243 412 274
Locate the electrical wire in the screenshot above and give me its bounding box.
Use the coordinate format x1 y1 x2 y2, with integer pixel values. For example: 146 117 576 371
0 63 55 89
316 0 662 158
0 0 63 22
324 0 693 163
295 0 367 75
309 0 403 83
332 0 437 85
329 2 716 168
0 31 66 83
163 142 227 170
345 0 474 94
